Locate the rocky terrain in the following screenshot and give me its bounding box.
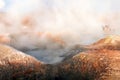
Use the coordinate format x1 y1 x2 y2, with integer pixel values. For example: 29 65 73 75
54 35 120 80
0 35 120 80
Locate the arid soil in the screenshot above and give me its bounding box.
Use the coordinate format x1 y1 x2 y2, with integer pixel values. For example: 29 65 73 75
0 35 120 80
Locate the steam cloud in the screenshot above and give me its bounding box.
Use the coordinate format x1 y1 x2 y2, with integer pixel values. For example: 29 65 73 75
0 0 120 63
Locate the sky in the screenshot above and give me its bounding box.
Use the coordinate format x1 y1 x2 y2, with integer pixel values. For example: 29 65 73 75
0 0 120 13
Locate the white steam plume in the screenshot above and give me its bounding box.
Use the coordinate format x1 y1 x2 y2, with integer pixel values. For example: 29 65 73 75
0 0 120 63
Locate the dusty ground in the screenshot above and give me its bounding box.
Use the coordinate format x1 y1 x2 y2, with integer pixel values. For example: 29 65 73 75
0 35 120 80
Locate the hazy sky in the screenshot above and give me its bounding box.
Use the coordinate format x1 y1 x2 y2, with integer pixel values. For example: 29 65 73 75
0 0 120 13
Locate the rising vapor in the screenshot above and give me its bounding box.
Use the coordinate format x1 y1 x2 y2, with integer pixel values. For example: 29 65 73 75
0 0 120 63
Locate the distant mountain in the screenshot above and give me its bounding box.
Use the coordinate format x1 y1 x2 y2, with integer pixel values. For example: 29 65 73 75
93 35 120 45
86 35 120 50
